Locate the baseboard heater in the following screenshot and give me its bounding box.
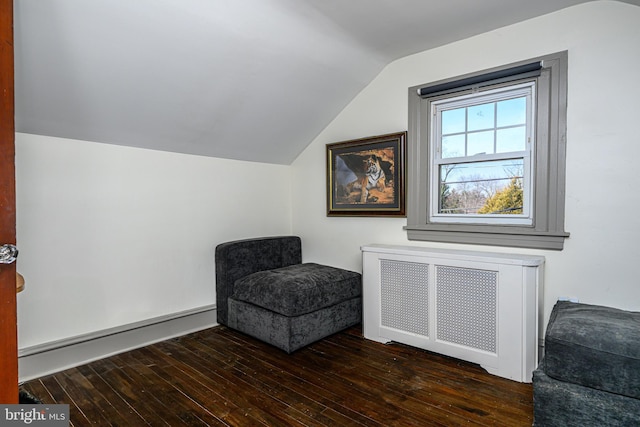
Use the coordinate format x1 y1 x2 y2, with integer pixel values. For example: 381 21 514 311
18 305 217 382
361 244 544 383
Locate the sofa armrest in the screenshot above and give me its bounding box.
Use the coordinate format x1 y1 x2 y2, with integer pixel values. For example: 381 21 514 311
215 236 302 325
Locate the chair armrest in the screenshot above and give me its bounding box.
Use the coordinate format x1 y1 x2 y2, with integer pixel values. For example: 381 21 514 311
215 236 302 325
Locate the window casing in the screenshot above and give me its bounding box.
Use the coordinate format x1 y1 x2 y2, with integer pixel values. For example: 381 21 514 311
405 52 569 250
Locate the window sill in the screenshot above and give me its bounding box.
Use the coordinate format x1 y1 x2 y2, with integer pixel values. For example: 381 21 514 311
404 225 569 250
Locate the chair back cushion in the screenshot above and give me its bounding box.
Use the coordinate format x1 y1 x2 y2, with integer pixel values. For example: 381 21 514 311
215 236 302 325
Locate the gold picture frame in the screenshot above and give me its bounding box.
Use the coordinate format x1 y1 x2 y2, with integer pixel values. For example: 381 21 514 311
326 131 406 217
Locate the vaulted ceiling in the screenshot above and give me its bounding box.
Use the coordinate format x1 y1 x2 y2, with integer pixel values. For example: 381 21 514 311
13 1 640 164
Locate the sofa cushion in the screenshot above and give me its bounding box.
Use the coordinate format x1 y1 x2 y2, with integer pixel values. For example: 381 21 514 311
534 358 640 427
544 301 640 399
231 263 361 317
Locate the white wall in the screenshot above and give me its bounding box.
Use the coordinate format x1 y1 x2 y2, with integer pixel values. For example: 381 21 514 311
291 1 640 327
16 133 292 349
16 0 640 353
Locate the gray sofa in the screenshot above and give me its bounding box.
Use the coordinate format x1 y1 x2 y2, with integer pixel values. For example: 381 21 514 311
215 236 362 353
533 301 640 426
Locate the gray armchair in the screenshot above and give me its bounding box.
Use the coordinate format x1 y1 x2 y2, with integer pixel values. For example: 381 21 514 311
215 236 362 353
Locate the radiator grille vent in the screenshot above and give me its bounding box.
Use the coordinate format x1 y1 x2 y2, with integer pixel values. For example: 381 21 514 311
436 265 497 353
380 260 429 337
363 245 544 382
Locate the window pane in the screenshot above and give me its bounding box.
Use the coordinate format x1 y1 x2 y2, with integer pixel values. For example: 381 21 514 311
467 131 494 156
497 126 526 152
442 134 465 158
439 158 524 215
497 97 526 127
442 108 465 134
468 103 494 131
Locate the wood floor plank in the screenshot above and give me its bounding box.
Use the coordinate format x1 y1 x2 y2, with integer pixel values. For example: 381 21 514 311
152 339 318 427
174 330 371 425
216 336 465 426
114 350 229 426
38 375 92 426
324 329 534 414
89 357 177 426
195 330 393 426
20 325 533 426
136 345 271 427
54 368 115 426
73 363 148 426
143 342 294 426
205 328 467 426
179 337 369 427
311 334 510 424
136 347 254 427
20 379 52 403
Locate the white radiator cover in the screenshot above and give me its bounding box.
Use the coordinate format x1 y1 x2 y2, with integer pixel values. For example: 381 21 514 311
361 244 544 383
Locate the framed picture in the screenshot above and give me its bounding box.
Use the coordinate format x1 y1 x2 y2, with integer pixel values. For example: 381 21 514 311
326 131 406 217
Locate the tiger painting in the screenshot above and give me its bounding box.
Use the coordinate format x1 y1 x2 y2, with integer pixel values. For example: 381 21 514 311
345 155 388 203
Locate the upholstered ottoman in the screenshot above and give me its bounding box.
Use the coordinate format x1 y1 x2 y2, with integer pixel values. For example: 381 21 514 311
533 301 640 426
216 236 362 353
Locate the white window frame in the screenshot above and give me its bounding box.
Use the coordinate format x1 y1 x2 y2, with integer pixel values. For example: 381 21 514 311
429 82 535 226
405 52 570 250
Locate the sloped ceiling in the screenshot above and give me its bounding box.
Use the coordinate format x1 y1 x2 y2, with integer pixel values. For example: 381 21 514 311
13 0 640 164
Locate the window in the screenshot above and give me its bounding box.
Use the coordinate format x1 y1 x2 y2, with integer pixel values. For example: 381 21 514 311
405 52 569 250
432 82 534 225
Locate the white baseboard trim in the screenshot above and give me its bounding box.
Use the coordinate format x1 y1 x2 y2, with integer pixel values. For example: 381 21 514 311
18 305 218 383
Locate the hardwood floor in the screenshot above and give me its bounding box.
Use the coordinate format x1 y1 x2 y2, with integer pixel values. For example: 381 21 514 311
20 325 533 426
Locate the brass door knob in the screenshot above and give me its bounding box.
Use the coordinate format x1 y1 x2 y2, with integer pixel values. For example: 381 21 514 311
16 272 25 293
